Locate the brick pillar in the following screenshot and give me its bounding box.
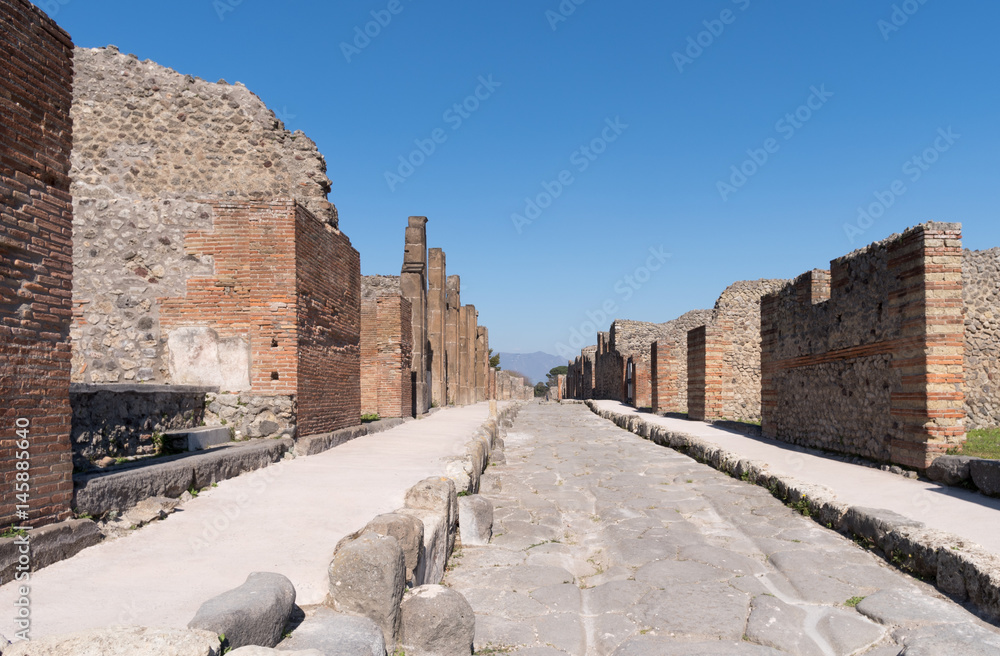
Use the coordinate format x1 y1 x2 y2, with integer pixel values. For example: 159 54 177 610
888 223 966 469
688 325 729 422
401 217 428 414
476 326 487 402
459 305 477 405
360 299 379 415
428 248 446 408
651 340 678 414
446 276 461 405
0 0 75 527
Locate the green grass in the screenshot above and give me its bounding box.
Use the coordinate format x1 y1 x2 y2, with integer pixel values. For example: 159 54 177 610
361 413 381 423
952 428 1000 460
844 596 865 608
1 525 27 539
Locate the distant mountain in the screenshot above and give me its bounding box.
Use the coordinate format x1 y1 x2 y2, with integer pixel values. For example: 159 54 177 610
497 352 568 386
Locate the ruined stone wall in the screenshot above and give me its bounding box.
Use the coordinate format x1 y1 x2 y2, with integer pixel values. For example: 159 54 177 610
294 204 361 435
686 281 787 422
362 275 401 301
964 249 1000 430
761 223 966 468
71 45 336 386
581 346 596 400
0 0 75 526
360 296 413 419
70 385 208 470
428 248 447 407
594 332 623 401
445 276 461 405
687 325 728 422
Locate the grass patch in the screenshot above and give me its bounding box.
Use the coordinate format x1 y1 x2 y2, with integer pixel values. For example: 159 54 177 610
844 596 865 608
951 428 1000 460
361 413 381 423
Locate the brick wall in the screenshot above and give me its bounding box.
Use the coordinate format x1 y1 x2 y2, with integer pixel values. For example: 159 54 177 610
159 200 361 439
651 340 682 414
0 0 75 526
687 325 729 421
360 295 413 419
684 280 787 423
70 45 337 386
295 204 361 434
761 223 966 468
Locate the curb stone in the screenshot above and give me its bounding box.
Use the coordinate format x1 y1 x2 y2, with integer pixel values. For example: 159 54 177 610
586 400 1000 621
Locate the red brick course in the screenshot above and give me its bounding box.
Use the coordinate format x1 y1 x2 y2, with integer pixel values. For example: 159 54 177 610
361 295 414 419
0 0 75 526
159 200 361 436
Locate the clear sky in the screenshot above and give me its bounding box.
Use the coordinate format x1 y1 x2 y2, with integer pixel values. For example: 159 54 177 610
53 0 1000 360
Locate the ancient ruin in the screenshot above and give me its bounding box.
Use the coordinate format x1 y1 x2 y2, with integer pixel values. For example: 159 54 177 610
565 222 1000 472
0 0 75 528
360 276 413 419
686 280 787 422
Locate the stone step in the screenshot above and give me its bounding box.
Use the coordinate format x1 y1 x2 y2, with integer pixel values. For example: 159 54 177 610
164 426 232 452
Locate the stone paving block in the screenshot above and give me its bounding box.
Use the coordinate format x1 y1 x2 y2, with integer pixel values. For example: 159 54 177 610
276 607 384 656
188 571 296 649
458 494 494 546
3 627 221 656
856 588 975 626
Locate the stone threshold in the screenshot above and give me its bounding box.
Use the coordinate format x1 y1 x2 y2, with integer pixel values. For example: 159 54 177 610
586 400 1000 623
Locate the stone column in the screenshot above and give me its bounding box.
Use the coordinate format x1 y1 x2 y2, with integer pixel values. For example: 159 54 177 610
476 326 488 402
401 216 429 415
446 275 461 406
428 248 447 408
458 305 472 405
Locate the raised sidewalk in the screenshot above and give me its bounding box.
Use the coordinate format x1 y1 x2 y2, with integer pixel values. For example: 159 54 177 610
0 403 500 639
592 400 1000 552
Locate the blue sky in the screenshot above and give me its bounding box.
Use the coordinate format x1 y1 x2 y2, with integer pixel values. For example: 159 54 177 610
53 0 1000 360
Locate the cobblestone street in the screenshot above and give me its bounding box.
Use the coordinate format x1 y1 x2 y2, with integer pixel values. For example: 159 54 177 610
445 403 1000 656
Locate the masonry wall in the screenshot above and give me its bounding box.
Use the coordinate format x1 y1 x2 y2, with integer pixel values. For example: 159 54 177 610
687 325 727 421
295 204 361 434
963 248 1000 430
360 296 413 419
594 332 624 401
0 0 75 526
761 223 966 469
70 45 336 386
685 281 787 422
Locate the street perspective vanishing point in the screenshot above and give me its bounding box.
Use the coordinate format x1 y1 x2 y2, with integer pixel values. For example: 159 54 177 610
2 1 1000 655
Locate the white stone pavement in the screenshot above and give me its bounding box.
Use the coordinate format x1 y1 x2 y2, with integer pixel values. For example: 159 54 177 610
0 403 500 639
594 400 1000 555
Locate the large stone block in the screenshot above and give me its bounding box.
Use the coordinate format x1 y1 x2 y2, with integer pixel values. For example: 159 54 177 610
399 585 475 656
458 495 494 546
927 455 975 486
327 533 405 650
363 513 425 587
404 477 458 555
970 459 1000 496
398 508 449 586
276 608 384 656
4 627 221 656
188 572 296 649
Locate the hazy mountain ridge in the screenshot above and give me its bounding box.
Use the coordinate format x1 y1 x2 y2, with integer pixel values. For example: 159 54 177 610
497 352 568 386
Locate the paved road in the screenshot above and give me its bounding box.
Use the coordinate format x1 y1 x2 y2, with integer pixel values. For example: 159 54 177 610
445 403 1000 656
